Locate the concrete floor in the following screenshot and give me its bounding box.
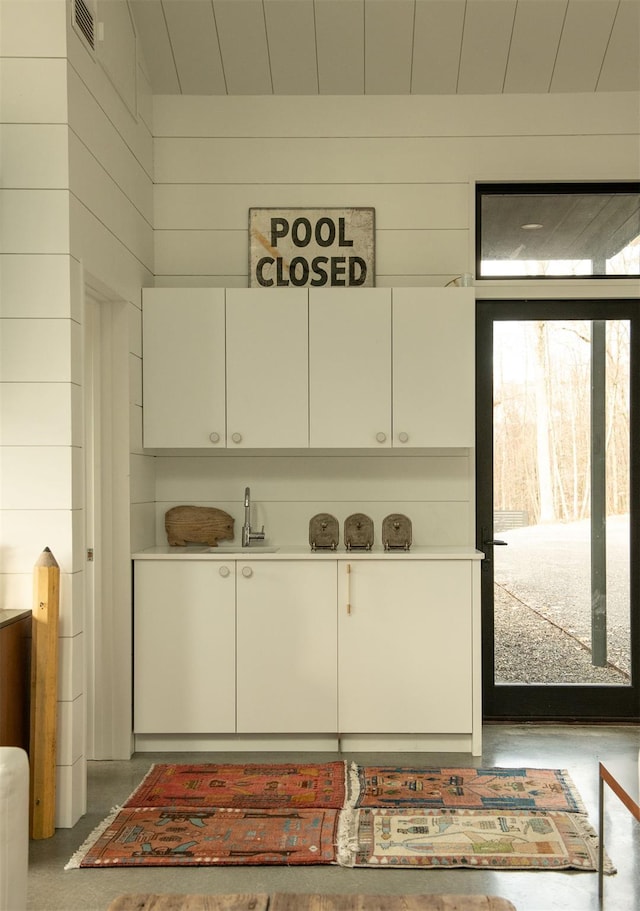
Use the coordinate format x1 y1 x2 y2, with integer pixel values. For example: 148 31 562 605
28 725 639 911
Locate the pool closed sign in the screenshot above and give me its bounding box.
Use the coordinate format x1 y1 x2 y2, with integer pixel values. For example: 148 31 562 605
249 207 375 288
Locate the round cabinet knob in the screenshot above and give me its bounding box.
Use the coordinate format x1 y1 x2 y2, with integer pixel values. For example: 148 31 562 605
376 432 387 443
398 432 409 444
218 565 230 578
241 565 253 578
209 432 220 444
231 432 242 444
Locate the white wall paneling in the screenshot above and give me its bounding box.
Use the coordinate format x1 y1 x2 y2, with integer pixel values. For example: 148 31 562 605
152 93 637 138
154 183 469 231
0 319 75 383
154 134 639 187
0 190 70 254
152 452 474 549
67 14 153 172
0 510 79 575
1 124 69 188
0 57 68 122
0 384 74 446
0 0 154 826
67 68 153 225
0 447 81 510
57 694 85 767
55 756 86 830
0 0 67 57
94 0 138 118
70 201 152 305
68 136 153 268
0 255 75 318
153 135 639 186
152 93 639 285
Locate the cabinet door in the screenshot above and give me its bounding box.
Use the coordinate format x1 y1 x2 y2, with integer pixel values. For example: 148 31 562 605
309 289 391 447
338 560 473 733
142 288 226 448
393 288 475 447
134 561 236 733
226 289 308 448
236 561 337 732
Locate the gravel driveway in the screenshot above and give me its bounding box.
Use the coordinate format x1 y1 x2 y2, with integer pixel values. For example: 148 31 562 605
493 515 631 684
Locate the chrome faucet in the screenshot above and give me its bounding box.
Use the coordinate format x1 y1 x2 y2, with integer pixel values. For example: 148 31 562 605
242 487 265 547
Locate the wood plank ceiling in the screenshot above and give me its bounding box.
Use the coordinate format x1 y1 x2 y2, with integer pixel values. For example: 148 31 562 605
129 0 640 97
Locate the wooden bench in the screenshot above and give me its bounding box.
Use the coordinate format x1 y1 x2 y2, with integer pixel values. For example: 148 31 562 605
107 894 517 911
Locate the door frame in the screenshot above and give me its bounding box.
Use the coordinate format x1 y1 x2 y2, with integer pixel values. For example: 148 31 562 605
83 280 133 759
476 298 640 721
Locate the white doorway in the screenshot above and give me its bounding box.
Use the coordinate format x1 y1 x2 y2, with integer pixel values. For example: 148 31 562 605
83 285 133 759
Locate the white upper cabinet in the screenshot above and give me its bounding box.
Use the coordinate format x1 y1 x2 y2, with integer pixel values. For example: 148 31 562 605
142 287 475 450
226 289 308 448
392 287 475 447
309 288 392 448
142 288 226 448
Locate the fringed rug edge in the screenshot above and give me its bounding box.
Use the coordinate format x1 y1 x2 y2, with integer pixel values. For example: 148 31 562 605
345 761 361 808
557 767 589 815
571 809 616 875
64 805 122 870
335 808 358 868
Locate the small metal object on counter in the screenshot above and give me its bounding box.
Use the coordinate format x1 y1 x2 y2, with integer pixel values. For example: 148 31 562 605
309 513 339 551
382 513 412 551
344 513 374 551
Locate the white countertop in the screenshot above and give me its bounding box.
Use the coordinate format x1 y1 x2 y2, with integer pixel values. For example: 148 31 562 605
132 544 485 560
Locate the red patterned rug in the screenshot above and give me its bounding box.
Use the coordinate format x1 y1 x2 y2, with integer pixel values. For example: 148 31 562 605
66 761 611 872
124 761 347 809
352 766 586 813
339 807 611 872
69 806 339 867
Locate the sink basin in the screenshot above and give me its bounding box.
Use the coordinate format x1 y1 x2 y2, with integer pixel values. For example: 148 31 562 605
208 544 279 554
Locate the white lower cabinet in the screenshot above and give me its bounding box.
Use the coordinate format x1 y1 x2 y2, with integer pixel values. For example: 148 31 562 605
133 556 477 745
134 561 236 733
337 560 473 733
236 561 337 733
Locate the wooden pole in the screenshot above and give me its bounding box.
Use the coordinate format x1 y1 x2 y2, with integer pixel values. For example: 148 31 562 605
29 547 60 839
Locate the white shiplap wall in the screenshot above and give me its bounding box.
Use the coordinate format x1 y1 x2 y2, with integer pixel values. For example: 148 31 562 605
152 92 640 287
0 0 154 827
153 452 475 550
149 90 639 551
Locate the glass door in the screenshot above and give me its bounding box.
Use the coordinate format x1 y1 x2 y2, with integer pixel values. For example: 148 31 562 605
477 300 639 720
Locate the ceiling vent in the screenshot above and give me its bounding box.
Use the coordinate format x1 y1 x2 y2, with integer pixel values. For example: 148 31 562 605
73 0 97 52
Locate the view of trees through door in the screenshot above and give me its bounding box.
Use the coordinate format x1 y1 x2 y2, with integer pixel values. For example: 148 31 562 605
493 318 631 687
477 299 639 720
